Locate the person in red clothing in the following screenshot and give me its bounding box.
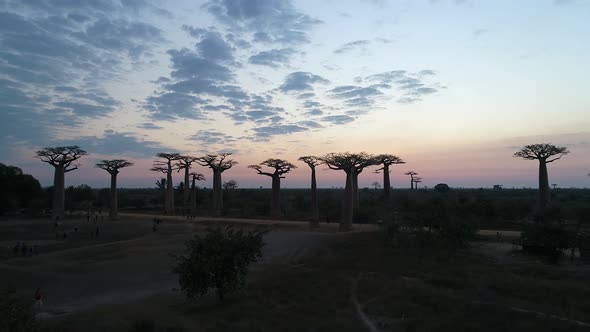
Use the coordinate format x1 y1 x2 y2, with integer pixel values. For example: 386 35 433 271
34 288 42 307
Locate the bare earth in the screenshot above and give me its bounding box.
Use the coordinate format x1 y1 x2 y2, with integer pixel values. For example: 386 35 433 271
0 214 366 317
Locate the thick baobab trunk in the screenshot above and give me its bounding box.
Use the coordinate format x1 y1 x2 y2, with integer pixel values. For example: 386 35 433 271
212 170 222 215
271 175 281 218
190 177 197 214
183 167 190 208
165 164 174 215
352 170 360 209
538 160 550 211
340 170 354 231
410 176 414 190
109 173 118 220
52 165 65 220
311 167 319 225
383 164 391 198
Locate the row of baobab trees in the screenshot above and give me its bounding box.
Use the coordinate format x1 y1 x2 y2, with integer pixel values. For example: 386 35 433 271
35 143 569 231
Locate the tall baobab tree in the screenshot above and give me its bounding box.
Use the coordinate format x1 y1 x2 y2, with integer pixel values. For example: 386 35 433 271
320 153 373 231
413 176 423 190
374 154 405 198
176 155 198 209
514 143 569 211
197 153 237 215
249 159 296 218
298 156 320 225
36 146 87 219
350 152 378 209
404 171 418 190
189 172 205 215
151 153 181 215
95 159 134 220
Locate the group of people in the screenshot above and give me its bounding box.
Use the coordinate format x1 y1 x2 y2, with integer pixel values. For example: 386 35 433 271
12 241 37 256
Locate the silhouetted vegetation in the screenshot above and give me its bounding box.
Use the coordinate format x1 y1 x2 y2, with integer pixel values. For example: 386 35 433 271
0 163 42 215
173 227 268 301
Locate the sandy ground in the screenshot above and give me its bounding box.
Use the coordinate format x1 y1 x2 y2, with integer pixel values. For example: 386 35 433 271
0 215 355 317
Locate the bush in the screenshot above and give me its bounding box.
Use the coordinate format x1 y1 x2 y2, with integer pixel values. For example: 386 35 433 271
437 217 476 248
0 288 38 332
173 226 268 301
434 183 451 193
520 221 572 261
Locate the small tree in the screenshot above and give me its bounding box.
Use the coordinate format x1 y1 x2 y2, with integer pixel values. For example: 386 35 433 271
434 183 451 193
35 146 87 219
197 153 238 215
176 155 198 209
189 172 205 214
299 156 320 225
404 171 418 190
514 143 569 211
374 154 405 198
151 153 181 215
248 159 296 218
371 181 381 190
95 159 133 220
223 179 238 190
173 227 268 301
413 176 423 189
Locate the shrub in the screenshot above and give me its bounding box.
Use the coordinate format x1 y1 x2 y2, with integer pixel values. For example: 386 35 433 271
173 226 268 301
0 288 38 332
437 217 476 248
520 221 572 261
434 183 451 193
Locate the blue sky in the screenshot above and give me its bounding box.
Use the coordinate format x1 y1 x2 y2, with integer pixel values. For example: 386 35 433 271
1 0 589 189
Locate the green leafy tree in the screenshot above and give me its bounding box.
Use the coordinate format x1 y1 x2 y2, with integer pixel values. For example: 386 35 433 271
173 227 268 301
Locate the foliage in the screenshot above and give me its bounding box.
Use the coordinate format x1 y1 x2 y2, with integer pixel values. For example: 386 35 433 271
434 183 451 193
0 163 42 214
520 220 574 259
173 226 269 301
223 180 238 190
0 288 38 332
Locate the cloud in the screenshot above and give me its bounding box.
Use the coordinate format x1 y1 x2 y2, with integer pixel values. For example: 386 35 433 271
204 0 322 45
0 1 164 148
138 123 163 130
60 130 172 158
299 92 315 99
279 72 330 92
365 70 441 104
321 115 355 125
329 86 383 99
252 124 308 140
334 40 371 54
144 92 210 120
189 130 237 145
248 48 296 67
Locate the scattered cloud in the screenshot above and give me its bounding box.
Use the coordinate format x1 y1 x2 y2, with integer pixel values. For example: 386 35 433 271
334 40 371 54
248 48 296 67
279 72 330 92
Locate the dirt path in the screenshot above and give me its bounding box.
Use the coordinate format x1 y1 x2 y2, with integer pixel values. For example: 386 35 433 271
0 221 339 318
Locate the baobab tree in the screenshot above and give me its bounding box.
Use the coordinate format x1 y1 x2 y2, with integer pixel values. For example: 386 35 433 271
320 153 373 231
189 172 205 215
249 159 296 218
176 155 198 209
298 156 320 225
35 146 87 219
350 152 379 209
374 154 405 198
371 181 381 190
95 159 133 220
151 153 181 215
404 171 418 190
197 153 237 215
514 143 569 211
413 176 423 190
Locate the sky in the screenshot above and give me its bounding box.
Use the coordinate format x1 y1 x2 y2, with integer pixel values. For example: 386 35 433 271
1 0 589 189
